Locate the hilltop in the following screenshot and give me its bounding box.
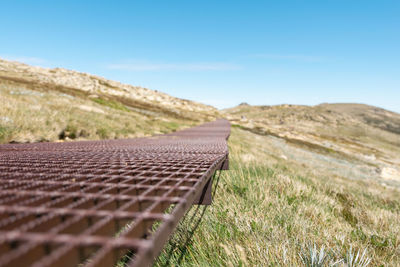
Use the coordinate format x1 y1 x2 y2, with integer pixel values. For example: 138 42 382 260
0 58 218 143
223 103 400 189
0 59 399 265
160 102 400 266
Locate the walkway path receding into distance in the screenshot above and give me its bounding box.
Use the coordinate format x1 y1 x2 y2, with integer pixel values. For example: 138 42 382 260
0 119 230 267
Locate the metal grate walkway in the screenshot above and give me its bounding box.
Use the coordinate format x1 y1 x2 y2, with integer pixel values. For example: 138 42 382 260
0 119 230 267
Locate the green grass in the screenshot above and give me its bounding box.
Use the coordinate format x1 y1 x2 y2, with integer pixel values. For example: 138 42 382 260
158 121 182 133
2 77 399 265
91 97 131 112
0 80 197 143
154 128 400 266
0 125 13 142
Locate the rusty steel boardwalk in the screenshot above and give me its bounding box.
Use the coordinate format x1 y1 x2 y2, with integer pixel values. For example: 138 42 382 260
0 119 230 267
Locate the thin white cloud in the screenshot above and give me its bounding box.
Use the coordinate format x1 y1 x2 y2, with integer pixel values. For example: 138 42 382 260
107 62 241 71
251 54 324 62
0 55 50 67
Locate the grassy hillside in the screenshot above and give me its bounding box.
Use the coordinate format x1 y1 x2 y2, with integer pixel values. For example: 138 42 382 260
1 59 400 266
156 104 400 266
223 103 400 190
158 127 400 266
0 58 218 143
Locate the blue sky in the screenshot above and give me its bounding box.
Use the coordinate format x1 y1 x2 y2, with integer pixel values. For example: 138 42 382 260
1 1 399 112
